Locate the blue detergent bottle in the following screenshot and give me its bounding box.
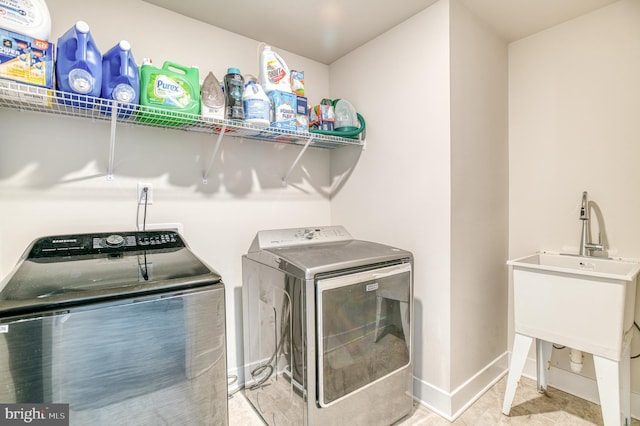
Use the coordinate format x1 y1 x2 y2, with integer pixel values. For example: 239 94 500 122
55 21 102 108
101 40 139 118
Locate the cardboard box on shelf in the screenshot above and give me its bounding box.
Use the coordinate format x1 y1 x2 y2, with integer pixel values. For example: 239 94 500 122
0 28 54 89
296 96 308 132
268 90 297 131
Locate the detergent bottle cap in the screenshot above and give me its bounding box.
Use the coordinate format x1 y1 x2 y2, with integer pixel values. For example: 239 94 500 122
75 20 90 34
68 68 93 94
112 83 136 102
119 40 131 51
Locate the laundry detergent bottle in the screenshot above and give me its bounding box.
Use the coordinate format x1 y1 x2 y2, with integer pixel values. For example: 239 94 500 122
243 78 271 128
224 67 244 120
138 61 200 126
101 40 139 118
0 0 51 41
259 45 292 93
55 21 102 108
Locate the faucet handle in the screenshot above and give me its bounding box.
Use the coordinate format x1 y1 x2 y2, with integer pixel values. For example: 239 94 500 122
580 191 589 220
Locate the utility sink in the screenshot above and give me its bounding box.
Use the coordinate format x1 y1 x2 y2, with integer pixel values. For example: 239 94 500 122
508 253 640 361
510 253 640 281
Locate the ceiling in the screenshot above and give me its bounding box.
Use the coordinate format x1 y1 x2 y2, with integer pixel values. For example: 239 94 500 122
143 0 619 64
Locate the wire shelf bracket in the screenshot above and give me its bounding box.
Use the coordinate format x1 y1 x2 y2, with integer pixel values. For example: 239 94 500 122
107 101 117 180
202 124 227 184
282 136 315 185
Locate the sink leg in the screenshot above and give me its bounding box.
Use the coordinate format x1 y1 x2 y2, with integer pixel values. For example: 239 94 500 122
593 352 627 426
622 345 631 426
502 333 533 415
536 340 552 393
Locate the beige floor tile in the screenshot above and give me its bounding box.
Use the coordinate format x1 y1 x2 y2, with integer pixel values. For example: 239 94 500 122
231 375 637 426
395 404 452 426
228 390 265 426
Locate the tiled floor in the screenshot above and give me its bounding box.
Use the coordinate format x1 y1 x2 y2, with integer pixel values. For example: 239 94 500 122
228 375 640 425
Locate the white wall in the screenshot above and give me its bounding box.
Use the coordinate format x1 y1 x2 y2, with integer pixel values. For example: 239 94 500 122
0 0 337 380
509 0 640 393
449 0 508 394
330 0 509 418
330 0 452 391
7 0 634 418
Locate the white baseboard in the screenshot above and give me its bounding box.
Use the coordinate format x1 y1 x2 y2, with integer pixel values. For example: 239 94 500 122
412 351 640 421
233 353 640 420
227 365 243 395
232 354 510 422
413 351 510 421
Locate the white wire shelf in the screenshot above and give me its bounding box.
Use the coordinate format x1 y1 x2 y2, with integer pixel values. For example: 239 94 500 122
0 79 365 183
0 80 364 149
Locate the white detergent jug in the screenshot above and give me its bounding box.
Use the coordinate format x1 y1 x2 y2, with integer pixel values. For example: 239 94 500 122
0 0 51 40
243 78 271 128
259 45 292 93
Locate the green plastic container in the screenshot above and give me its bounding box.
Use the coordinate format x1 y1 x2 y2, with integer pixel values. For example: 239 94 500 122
137 61 200 126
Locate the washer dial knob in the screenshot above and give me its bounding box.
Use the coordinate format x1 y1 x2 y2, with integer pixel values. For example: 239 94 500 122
105 234 125 247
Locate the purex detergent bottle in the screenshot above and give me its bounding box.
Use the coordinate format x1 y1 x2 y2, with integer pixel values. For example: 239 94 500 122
138 60 200 126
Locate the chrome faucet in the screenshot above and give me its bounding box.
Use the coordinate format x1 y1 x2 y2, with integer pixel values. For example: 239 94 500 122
579 191 604 256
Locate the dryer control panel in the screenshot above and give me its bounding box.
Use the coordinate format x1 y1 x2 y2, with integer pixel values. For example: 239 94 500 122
248 226 353 251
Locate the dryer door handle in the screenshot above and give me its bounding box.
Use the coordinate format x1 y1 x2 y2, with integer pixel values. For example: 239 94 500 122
317 262 411 291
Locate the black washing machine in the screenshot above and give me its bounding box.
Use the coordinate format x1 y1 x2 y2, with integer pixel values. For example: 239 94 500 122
0 230 228 425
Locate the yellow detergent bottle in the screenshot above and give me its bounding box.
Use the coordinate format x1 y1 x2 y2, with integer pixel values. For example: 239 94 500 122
138 60 200 126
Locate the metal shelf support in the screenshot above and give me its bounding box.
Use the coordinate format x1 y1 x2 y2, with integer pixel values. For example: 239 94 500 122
203 124 227 184
282 136 315 185
107 101 117 180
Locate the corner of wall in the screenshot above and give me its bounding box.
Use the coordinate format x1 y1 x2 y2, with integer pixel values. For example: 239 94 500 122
413 352 509 420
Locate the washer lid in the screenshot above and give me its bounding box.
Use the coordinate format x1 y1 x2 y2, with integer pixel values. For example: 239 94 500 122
247 225 353 252
0 231 221 316
263 239 412 277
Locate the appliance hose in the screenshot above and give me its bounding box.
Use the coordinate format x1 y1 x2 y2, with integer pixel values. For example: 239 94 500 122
249 298 291 390
309 113 366 139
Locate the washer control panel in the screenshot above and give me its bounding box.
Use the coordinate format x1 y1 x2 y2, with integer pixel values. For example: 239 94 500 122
249 226 353 251
29 231 184 258
93 234 137 249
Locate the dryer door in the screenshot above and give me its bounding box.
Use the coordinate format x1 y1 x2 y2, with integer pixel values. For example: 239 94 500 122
316 262 411 407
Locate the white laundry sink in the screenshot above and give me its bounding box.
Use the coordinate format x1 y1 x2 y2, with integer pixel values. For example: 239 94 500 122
508 253 640 361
